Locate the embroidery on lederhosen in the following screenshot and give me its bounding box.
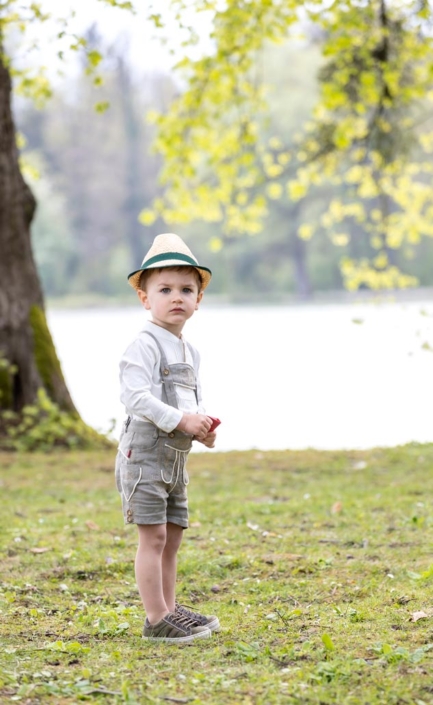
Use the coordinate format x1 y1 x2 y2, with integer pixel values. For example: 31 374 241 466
116 416 139 509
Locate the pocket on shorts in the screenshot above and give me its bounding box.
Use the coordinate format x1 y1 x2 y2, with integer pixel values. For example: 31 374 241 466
162 433 192 457
162 443 191 464
160 438 192 485
119 425 159 464
116 463 142 501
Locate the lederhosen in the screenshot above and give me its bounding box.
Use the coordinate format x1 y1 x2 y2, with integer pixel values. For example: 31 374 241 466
115 331 197 525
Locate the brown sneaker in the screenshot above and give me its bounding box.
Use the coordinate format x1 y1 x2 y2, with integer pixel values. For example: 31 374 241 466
175 602 221 633
142 611 211 643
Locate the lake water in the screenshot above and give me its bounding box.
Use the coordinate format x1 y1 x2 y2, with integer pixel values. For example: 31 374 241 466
47 298 433 452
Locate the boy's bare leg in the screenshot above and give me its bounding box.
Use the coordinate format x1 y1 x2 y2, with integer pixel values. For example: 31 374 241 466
135 524 169 625
162 522 183 612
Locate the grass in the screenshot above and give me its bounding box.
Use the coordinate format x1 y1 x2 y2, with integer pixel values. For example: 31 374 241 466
2 444 433 704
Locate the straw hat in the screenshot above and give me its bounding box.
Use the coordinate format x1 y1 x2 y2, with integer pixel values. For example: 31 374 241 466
127 233 212 291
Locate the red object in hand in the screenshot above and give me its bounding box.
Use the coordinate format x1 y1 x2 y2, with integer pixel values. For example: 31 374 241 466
208 416 221 433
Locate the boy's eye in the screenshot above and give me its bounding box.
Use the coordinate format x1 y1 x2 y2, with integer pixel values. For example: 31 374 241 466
183 287 193 294
160 287 171 293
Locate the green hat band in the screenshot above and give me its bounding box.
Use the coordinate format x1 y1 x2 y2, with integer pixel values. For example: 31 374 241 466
143 252 199 268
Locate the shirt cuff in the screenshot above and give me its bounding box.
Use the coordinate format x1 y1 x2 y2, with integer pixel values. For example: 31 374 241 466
161 408 184 433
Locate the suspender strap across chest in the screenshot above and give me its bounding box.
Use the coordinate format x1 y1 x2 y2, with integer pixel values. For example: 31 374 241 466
143 330 198 407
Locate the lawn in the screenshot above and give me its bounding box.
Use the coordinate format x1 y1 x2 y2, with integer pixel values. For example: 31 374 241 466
1 444 433 704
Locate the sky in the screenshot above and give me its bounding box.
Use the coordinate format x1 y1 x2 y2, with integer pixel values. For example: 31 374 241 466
15 0 214 82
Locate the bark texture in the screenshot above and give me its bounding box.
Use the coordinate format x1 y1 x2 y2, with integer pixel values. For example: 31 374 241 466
0 50 76 412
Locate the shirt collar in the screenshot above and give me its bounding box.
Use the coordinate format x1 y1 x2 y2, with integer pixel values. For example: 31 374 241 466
143 320 183 344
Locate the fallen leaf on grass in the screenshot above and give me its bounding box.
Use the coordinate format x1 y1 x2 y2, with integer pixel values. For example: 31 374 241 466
85 520 100 531
410 610 430 622
247 521 260 531
29 547 51 554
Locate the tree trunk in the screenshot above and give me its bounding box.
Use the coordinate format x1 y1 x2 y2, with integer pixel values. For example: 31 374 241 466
0 49 76 413
291 231 312 299
275 201 312 298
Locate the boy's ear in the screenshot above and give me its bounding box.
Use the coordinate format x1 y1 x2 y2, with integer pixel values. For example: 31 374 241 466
195 291 204 310
137 289 150 310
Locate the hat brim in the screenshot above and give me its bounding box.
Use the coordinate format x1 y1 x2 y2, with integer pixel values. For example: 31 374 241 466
128 259 212 291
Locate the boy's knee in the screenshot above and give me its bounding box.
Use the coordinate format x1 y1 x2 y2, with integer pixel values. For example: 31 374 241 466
165 523 183 552
138 524 167 553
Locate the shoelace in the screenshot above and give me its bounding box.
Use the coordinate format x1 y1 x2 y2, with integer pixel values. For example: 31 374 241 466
175 603 206 624
166 611 199 631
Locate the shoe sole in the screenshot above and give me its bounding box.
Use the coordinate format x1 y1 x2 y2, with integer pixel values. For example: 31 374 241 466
142 628 211 644
206 617 221 633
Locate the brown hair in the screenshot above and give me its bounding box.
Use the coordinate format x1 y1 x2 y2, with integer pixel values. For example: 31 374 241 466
139 265 203 292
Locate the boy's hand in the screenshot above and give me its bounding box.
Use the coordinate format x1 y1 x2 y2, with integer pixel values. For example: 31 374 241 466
176 413 212 439
195 431 217 448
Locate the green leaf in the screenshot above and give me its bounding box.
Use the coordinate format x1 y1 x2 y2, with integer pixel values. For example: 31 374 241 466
321 633 335 651
94 102 110 113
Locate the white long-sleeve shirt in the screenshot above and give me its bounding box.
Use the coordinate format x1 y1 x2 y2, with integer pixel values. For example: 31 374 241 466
119 320 204 433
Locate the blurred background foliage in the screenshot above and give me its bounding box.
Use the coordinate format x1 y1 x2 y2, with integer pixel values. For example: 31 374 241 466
15 15 433 303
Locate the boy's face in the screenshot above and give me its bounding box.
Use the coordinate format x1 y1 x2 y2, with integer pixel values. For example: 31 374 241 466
137 267 203 336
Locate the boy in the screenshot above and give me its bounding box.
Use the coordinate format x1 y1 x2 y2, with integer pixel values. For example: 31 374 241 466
115 233 220 644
